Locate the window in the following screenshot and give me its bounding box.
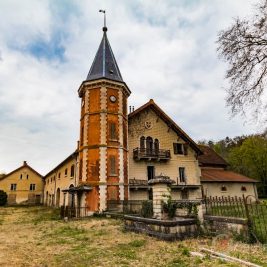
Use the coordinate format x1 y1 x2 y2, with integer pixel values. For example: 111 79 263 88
146 136 153 153
65 168 68 176
109 123 117 140
140 136 145 149
173 143 183 155
221 186 227 192
10 184 17 191
241 186 247 192
154 139 159 152
109 156 116 175
26 174 29 179
179 167 186 183
81 126 84 145
70 165 75 177
20 174 22 180
30 184 36 191
58 172 61 179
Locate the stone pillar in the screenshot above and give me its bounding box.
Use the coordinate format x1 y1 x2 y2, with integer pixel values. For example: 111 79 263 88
148 176 175 219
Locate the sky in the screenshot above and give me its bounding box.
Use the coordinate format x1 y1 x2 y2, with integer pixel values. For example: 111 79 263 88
0 0 262 174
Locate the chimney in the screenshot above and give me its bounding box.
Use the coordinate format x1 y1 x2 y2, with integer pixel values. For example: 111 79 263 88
77 140 80 149
132 106 135 111
129 106 132 113
23 161 27 166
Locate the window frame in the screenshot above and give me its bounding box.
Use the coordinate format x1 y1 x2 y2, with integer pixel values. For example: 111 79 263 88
179 167 186 183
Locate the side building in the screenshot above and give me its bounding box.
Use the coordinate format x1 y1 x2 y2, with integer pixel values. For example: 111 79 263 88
198 145 258 199
44 151 78 207
0 161 43 205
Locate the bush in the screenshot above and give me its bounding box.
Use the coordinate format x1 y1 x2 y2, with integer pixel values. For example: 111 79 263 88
141 200 153 218
0 190 7 206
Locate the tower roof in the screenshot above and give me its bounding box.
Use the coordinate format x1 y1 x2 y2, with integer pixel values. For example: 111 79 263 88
86 27 123 82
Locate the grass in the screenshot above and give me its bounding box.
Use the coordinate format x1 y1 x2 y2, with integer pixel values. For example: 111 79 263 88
1 206 267 266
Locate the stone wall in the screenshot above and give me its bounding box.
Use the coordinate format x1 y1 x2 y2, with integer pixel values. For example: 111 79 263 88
204 215 249 238
124 215 199 241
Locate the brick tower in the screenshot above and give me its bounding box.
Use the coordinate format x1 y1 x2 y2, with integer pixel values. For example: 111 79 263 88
78 25 131 211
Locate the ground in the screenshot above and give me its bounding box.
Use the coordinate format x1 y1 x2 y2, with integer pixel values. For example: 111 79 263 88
0 207 267 267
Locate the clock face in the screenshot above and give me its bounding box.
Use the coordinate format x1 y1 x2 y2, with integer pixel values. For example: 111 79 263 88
109 95 117 103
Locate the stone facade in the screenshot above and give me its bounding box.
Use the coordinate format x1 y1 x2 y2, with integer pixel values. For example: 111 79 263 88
128 102 202 202
0 161 43 205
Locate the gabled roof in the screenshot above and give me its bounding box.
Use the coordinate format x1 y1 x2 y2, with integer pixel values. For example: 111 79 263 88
0 161 43 181
201 169 258 183
198 145 228 168
44 151 78 178
86 27 123 83
128 99 202 154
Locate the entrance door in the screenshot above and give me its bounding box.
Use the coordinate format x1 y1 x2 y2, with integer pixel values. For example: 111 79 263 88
147 166 155 181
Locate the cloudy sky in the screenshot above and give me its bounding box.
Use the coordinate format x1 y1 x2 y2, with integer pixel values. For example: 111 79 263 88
0 0 262 174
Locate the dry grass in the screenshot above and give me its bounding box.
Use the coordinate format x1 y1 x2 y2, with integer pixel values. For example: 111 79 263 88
0 206 266 267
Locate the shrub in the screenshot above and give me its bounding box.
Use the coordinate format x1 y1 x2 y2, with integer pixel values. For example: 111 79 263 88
0 190 7 206
141 200 153 218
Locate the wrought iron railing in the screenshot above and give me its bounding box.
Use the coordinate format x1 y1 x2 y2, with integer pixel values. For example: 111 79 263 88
133 148 171 160
129 178 148 186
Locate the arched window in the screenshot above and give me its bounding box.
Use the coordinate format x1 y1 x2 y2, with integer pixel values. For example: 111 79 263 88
146 136 153 155
154 139 159 152
221 186 227 192
140 136 145 150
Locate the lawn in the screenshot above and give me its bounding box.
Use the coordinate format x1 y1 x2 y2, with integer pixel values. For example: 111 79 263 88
0 206 267 267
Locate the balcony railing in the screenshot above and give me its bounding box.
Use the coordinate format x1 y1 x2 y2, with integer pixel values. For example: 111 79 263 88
133 148 171 161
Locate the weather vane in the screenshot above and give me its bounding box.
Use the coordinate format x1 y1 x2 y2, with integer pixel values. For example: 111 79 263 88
99 9 106 28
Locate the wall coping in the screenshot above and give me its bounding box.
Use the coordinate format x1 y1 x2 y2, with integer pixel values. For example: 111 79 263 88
124 215 196 226
204 215 248 225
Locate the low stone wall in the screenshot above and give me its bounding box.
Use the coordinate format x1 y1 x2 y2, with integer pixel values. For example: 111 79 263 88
124 215 199 241
204 215 248 237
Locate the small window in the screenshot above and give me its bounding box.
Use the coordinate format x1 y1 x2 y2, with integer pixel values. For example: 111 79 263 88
30 184 36 191
26 174 29 180
81 126 84 146
173 143 184 155
65 168 68 176
20 174 22 180
109 156 116 176
241 186 247 192
10 184 17 191
50 177 52 183
70 165 75 177
221 186 227 192
179 167 186 183
109 123 117 140
58 172 61 179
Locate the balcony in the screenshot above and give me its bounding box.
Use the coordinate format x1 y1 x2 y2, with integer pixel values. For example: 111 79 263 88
133 148 171 161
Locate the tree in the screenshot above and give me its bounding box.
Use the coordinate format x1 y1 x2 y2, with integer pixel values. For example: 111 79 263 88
228 135 267 196
217 0 267 122
0 190 7 206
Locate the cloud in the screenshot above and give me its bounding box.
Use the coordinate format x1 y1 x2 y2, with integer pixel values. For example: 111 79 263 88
0 0 261 174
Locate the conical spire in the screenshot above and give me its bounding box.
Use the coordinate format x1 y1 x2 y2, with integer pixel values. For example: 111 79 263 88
86 27 123 82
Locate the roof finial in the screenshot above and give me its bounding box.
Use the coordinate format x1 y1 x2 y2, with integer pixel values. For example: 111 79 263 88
99 9 107 32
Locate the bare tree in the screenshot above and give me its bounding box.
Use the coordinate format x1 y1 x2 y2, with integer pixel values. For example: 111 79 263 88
217 0 267 122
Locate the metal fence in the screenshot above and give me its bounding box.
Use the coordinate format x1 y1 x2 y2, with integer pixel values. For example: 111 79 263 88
107 200 146 214
60 206 93 219
204 196 267 243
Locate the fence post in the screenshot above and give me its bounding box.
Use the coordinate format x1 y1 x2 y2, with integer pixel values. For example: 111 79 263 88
242 195 255 243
